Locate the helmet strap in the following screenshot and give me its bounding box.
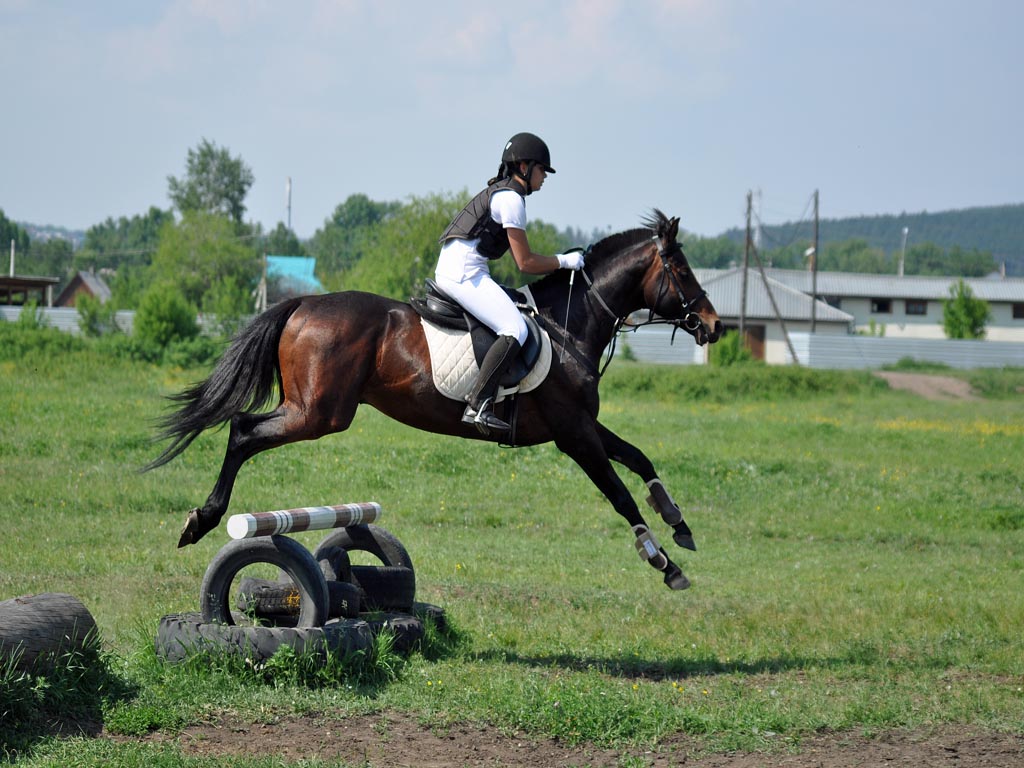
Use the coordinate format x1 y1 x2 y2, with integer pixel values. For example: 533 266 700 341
521 161 537 195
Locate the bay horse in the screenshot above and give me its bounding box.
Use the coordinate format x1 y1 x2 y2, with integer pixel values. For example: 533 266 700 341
148 210 721 590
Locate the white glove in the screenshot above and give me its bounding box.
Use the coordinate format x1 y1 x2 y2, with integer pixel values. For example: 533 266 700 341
556 251 585 270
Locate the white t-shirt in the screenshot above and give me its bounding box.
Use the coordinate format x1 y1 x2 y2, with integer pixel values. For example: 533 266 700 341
436 189 526 282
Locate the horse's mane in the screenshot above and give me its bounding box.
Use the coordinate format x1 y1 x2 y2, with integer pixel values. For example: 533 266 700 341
526 210 669 297
589 209 670 263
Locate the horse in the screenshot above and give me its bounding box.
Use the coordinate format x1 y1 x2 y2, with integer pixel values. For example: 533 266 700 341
148 210 722 590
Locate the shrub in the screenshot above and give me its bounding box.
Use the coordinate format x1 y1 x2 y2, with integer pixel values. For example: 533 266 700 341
76 293 120 337
708 329 757 367
134 284 199 348
0 321 84 360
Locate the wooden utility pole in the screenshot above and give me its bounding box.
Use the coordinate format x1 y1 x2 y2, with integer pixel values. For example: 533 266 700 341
811 189 819 333
740 191 751 340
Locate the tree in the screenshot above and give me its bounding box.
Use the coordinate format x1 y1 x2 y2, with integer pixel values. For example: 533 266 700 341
76 207 172 273
684 234 743 269
148 211 259 317
820 239 889 273
342 193 454 298
943 279 990 339
25 237 74 281
308 194 401 282
0 209 30 265
263 222 307 257
167 139 254 225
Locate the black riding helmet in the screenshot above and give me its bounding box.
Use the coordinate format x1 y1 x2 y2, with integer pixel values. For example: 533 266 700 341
497 132 555 194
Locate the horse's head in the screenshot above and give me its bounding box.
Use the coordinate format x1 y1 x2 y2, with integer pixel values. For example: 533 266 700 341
639 210 722 346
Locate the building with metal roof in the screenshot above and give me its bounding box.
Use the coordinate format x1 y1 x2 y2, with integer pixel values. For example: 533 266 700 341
693 267 1024 353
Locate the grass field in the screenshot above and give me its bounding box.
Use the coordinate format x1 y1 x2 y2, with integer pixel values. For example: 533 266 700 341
1 344 1022 765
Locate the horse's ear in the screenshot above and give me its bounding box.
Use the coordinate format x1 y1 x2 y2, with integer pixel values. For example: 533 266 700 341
667 216 680 241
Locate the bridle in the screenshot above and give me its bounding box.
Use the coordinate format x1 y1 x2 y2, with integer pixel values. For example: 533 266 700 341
647 238 707 335
576 237 709 373
581 238 706 330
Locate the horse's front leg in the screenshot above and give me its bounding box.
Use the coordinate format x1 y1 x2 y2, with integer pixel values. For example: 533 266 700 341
596 422 696 552
553 427 690 591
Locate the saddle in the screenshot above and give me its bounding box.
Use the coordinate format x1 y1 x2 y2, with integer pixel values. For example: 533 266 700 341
410 279 551 402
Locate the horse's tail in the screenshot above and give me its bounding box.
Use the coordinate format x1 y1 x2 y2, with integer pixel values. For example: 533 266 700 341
144 297 304 471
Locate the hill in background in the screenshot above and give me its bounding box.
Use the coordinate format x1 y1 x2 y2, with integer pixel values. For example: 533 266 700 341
720 203 1024 274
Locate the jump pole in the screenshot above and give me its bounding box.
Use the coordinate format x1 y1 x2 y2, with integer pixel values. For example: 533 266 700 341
226 502 382 540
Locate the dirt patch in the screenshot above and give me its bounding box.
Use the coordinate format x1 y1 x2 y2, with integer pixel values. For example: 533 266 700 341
874 371 980 401
115 713 1023 767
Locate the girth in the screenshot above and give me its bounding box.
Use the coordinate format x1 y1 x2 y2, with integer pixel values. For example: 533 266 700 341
411 279 543 386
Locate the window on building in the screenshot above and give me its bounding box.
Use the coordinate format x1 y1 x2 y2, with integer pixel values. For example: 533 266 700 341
823 295 841 309
905 299 927 316
871 298 892 314
1014 303 1024 320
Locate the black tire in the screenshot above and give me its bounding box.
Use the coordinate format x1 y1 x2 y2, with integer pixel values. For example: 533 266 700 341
237 577 361 620
412 602 447 632
363 612 424 655
155 612 373 664
317 546 352 583
313 525 414 571
200 536 328 628
350 565 416 611
313 526 416 610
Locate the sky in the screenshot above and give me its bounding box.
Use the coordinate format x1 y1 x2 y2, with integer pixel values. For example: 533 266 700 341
2 0 1021 243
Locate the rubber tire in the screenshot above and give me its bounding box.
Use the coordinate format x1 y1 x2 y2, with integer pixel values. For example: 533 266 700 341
363 612 424 655
313 525 414 570
237 577 361 620
155 612 372 664
350 565 416 612
313 525 416 611
412 602 447 632
200 535 328 628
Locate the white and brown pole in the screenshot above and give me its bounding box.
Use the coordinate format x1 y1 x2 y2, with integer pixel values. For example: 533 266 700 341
226 502 381 539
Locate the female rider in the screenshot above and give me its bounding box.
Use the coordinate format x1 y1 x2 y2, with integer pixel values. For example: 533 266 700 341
435 132 585 434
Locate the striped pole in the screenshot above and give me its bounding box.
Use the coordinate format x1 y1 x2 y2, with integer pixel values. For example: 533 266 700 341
226 502 382 540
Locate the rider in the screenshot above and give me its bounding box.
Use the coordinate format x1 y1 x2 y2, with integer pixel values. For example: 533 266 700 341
436 132 585 434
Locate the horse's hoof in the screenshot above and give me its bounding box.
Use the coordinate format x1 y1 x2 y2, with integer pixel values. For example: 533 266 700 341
673 531 697 552
664 568 690 591
178 509 200 548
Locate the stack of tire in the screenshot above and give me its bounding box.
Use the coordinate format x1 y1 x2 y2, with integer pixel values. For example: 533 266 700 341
156 524 444 664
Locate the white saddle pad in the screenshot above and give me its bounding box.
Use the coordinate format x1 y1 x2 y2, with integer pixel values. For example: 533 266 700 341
419 288 552 403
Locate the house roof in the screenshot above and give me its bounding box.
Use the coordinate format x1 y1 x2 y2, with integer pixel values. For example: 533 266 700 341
730 267 1024 302
266 255 324 292
695 268 854 324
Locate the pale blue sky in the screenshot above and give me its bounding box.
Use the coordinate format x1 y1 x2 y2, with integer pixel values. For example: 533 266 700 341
2 0 1020 241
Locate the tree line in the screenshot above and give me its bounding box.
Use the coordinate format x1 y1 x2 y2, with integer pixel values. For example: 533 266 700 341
2 139 1009 334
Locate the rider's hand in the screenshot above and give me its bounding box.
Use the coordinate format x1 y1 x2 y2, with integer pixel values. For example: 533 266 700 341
556 251 585 271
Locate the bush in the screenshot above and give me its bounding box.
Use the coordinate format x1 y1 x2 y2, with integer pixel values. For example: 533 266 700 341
163 335 225 368
134 284 199 348
708 329 757 367
15 300 48 330
0 321 84 360
76 293 120 337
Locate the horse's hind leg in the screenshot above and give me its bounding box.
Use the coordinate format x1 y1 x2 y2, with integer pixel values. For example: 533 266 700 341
178 404 329 547
553 426 690 591
596 422 696 551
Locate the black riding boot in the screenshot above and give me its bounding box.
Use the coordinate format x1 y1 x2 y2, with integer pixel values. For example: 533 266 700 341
463 335 521 435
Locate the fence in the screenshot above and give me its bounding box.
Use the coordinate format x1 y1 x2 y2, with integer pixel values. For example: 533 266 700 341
6 306 1024 370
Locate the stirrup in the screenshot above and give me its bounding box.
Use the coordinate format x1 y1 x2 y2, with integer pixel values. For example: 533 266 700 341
462 399 510 435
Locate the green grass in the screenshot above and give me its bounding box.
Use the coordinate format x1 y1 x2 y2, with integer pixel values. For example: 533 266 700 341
2 348 1023 764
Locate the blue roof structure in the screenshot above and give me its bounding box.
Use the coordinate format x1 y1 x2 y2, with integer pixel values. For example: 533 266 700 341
266 255 324 294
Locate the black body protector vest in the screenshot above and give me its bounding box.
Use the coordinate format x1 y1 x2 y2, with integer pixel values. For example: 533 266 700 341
438 177 527 260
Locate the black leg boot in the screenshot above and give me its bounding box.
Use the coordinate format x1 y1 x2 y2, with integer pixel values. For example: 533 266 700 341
463 335 521 435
